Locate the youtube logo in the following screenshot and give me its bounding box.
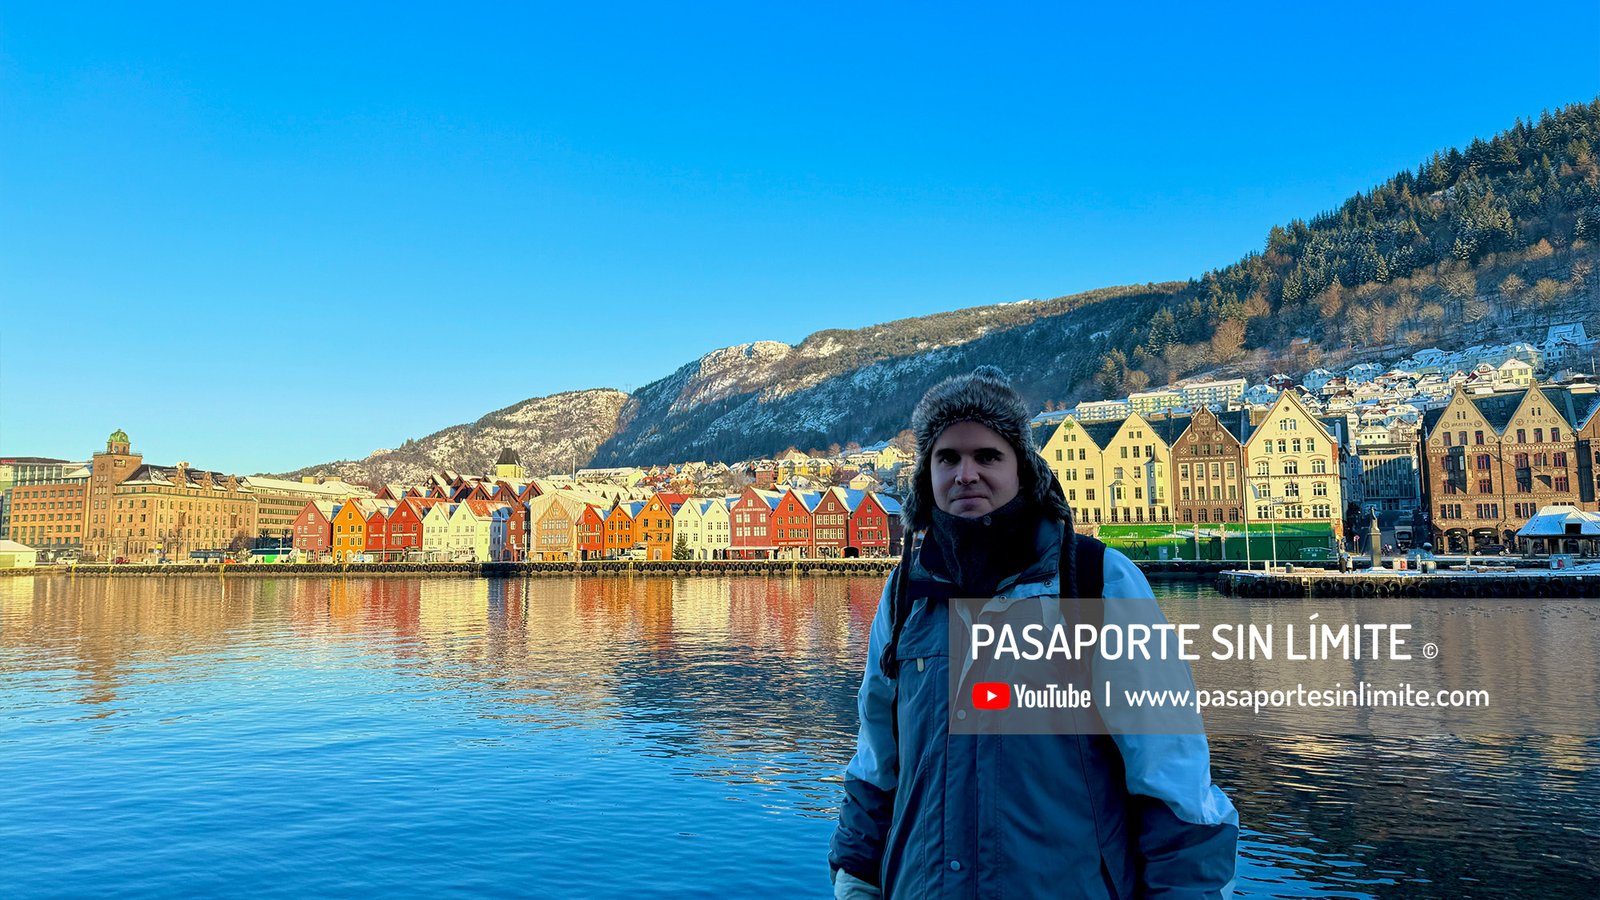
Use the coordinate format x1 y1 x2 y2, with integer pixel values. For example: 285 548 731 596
972 682 1010 710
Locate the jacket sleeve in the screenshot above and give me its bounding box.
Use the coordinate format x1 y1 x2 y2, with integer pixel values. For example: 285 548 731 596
828 575 899 887
1102 549 1240 899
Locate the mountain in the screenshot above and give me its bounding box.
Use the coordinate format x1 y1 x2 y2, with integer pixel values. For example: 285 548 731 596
287 100 1600 479
278 389 629 486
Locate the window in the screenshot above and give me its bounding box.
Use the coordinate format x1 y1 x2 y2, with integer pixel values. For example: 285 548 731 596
1285 482 1300 498
1517 429 1526 444
1312 459 1327 474
1255 460 1269 476
1474 431 1484 445
1478 478 1494 493
1180 464 1190 479
1312 482 1327 496
1284 460 1299 475
1534 428 1544 443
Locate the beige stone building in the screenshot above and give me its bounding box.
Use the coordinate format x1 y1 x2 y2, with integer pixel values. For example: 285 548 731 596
1242 392 1344 535
83 430 258 561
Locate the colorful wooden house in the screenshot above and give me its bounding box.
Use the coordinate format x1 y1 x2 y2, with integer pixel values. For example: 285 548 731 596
362 500 399 559
421 502 457 557
330 499 369 563
577 504 606 559
527 493 597 560
603 501 643 558
847 491 899 558
291 500 339 555
773 489 822 559
730 487 783 559
384 498 428 557
637 493 686 560
812 489 852 558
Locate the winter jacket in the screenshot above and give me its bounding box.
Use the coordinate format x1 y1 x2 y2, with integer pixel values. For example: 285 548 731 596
829 517 1238 899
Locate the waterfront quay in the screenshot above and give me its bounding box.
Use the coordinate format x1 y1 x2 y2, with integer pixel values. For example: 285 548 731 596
1218 565 1600 598
2 558 902 579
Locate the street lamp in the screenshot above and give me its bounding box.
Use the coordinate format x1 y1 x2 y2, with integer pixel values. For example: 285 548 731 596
1250 480 1285 570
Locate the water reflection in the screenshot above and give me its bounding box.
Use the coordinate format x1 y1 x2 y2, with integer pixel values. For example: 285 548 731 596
1 574 1597 898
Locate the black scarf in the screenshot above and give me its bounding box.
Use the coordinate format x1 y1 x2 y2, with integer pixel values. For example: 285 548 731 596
922 494 1041 597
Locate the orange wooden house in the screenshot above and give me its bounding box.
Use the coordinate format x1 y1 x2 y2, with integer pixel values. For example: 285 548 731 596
636 493 686 560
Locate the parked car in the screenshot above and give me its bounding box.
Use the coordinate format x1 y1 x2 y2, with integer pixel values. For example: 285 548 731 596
113 557 129 564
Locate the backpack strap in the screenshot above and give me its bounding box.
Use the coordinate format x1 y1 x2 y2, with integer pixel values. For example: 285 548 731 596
881 527 1108 680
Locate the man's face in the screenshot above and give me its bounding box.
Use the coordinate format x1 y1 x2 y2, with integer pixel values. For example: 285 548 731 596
931 421 1021 518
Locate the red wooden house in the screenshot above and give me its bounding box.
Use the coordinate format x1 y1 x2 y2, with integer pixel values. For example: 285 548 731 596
847 491 899 558
730 487 783 559
385 498 427 556
772 489 822 559
812 488 853 558
291 500 339 555
363 501 399 559
578 505 606 559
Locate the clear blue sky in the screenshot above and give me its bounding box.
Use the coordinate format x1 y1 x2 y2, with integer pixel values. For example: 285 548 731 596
3 2 1596 473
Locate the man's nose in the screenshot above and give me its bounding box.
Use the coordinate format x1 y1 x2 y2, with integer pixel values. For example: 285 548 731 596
955 460 979 483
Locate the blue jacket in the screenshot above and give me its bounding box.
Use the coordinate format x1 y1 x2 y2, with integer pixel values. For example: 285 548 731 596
829 519 1238 898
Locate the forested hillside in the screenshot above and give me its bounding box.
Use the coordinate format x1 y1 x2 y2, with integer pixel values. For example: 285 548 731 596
1094 99 1600 396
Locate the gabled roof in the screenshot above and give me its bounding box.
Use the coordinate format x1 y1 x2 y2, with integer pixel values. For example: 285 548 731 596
875 494 903 515
464 498 512 520
1030 419 1067 449
1146 414 1192 447
1078 420 1125 450
1473 389 1528 432
1540 387 1591 431
793 489 827 512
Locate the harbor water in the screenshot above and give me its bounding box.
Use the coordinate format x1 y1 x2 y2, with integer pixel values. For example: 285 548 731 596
1 574 1596 898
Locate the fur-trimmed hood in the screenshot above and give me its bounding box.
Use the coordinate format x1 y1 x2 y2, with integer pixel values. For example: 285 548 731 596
900 365 1073 531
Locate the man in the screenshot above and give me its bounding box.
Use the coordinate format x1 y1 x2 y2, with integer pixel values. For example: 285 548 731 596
829 366 1238 899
